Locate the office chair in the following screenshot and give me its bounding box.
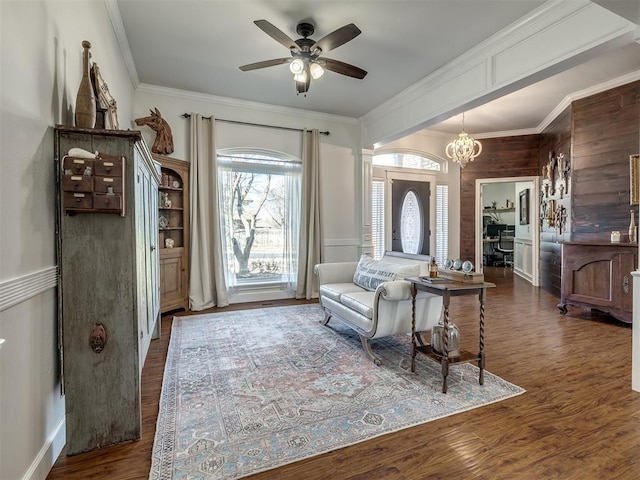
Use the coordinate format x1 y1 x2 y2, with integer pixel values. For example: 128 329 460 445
496 229 515 268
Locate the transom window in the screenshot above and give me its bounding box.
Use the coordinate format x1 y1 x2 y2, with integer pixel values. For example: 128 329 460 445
373 153 441 171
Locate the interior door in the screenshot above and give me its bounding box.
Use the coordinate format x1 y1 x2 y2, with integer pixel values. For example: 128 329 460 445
391 179 430 255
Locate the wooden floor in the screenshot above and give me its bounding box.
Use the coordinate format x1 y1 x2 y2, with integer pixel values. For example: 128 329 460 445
47 268 640 479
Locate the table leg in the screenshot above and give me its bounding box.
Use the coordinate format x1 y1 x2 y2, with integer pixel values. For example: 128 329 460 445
441 291 451 394
478 288 486 386
410 283 417 373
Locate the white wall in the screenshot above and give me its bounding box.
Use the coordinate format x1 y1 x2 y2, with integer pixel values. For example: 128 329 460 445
0 1 135 478
483 182 516 227
515 181 534 240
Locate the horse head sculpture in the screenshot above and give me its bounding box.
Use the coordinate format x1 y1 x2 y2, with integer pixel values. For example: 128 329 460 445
135 108 174 155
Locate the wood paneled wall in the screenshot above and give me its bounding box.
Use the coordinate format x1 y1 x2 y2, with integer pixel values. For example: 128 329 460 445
571 81 640 241
538 107 572 295
459 135 540 261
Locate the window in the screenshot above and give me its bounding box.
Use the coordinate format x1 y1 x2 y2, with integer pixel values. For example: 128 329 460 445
217 151 301 288
436 185 449 265
371 180 385 260
373 153 441 171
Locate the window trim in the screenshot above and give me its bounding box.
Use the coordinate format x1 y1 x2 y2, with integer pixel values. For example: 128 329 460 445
216 147 302 293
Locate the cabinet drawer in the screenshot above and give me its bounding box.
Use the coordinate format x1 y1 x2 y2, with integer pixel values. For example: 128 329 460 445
63 192 93 209
63 157 93 175
94 176 123 193
62 175 92 192
94 157 123 176
93 193 122 211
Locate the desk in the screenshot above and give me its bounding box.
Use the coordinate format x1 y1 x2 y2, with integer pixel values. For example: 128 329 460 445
406 277 496 393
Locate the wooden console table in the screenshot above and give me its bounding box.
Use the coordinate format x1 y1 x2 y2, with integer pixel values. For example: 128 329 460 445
406 277 495 393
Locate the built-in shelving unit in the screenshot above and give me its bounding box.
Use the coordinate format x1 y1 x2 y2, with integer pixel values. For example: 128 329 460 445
483 207 515 214
154 154 190 313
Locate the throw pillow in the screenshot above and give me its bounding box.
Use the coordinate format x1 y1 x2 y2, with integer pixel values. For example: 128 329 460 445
353 255 419 291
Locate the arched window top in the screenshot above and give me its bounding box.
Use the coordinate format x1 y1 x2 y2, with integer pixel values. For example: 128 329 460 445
373 151 443 172
218 147 300 164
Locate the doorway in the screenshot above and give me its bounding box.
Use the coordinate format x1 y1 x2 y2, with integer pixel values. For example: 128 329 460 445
475 176 540 286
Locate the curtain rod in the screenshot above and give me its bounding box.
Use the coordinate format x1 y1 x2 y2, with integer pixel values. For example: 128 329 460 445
180 113 330 136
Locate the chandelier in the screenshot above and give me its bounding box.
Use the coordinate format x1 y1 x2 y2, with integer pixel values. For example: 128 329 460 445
445 113 482 168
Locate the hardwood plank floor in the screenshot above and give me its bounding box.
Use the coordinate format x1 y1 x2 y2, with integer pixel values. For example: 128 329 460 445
47 269 640 479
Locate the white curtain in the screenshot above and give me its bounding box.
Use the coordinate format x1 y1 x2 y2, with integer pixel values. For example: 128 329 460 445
295 129 322 299
188 113 229 309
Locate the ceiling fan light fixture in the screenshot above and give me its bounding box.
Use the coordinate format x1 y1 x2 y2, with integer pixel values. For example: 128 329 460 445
309 62 324 79
240 20 367 96
293 71 308 83
289 58 305 75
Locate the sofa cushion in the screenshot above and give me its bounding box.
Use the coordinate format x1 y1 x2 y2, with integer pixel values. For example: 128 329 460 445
320 283 366 302
352 255 420 291
340 291 376 319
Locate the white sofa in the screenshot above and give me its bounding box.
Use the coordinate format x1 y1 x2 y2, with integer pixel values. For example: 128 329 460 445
314 251 444 365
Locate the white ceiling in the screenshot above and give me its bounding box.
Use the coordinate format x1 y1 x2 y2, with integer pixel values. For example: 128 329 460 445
113 0 640 136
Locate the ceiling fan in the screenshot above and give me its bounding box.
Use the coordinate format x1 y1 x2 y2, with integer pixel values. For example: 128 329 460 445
239 19 367 95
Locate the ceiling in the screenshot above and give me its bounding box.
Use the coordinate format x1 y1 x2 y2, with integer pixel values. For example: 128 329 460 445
113 0 640 136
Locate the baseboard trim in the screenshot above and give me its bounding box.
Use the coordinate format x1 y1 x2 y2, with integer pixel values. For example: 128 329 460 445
21 416 65 480
0 266 58 313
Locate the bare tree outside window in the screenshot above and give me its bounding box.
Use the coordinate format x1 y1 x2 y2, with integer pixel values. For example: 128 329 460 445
218 152 299 284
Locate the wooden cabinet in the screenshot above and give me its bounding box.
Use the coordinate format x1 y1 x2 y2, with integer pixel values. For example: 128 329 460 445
559 241 636 323
154 154 190 313
54 126 161 455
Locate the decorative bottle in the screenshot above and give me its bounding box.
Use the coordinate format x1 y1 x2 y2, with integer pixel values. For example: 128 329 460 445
629 209 636 243
431 320 460 358
75 40 96 128
429 257 438 278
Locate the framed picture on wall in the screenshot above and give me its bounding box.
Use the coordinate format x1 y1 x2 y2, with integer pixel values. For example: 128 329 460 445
519 189 530 225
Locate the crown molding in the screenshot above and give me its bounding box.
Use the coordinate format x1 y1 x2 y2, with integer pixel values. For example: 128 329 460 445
104 0 140 89
473 128 541 140
538 69 640 132
135 83 359 125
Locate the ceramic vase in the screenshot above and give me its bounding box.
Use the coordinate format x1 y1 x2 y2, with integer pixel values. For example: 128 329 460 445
75 40 96 128
629 210 636 243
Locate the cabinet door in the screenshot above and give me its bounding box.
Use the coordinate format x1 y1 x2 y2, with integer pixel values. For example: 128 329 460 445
160 249 185 309
618 253 635 312
135 158 160 368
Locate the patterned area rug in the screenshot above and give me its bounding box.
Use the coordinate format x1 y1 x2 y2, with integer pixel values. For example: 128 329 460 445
150 304 524 479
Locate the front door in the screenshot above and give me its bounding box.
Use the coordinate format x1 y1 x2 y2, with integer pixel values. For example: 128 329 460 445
391 179 430 255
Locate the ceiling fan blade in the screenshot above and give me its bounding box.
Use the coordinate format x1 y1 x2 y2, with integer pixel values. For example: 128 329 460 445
311 23 361 54
254 19 301 52
239 58 291 71
322 58 367 79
